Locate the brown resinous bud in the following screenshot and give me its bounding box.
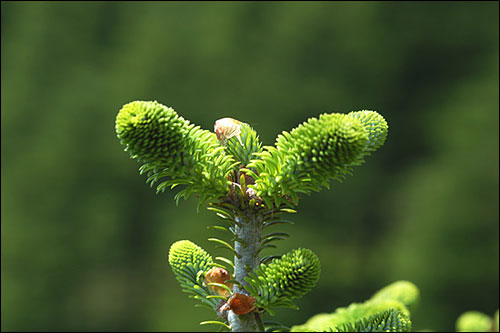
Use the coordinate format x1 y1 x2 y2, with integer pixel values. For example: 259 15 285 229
219 292 256 315
214 117 242 146
204 267 233 297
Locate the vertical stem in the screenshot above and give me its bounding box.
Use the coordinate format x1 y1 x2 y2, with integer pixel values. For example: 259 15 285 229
228 212 262 332
254 312 265 332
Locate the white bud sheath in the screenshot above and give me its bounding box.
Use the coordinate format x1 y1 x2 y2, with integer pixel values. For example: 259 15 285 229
214 117 242 146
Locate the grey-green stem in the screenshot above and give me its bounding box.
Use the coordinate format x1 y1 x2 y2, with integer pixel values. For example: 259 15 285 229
228 212 263 332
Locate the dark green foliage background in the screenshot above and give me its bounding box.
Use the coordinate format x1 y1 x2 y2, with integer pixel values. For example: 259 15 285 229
1 1 498 331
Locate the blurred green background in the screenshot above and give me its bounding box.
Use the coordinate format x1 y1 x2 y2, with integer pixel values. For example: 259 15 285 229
1 1 498 332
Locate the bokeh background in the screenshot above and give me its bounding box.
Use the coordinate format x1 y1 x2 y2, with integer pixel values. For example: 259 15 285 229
2 1 498 332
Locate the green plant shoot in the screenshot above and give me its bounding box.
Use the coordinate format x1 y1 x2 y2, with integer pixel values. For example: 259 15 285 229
115 100 416 332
